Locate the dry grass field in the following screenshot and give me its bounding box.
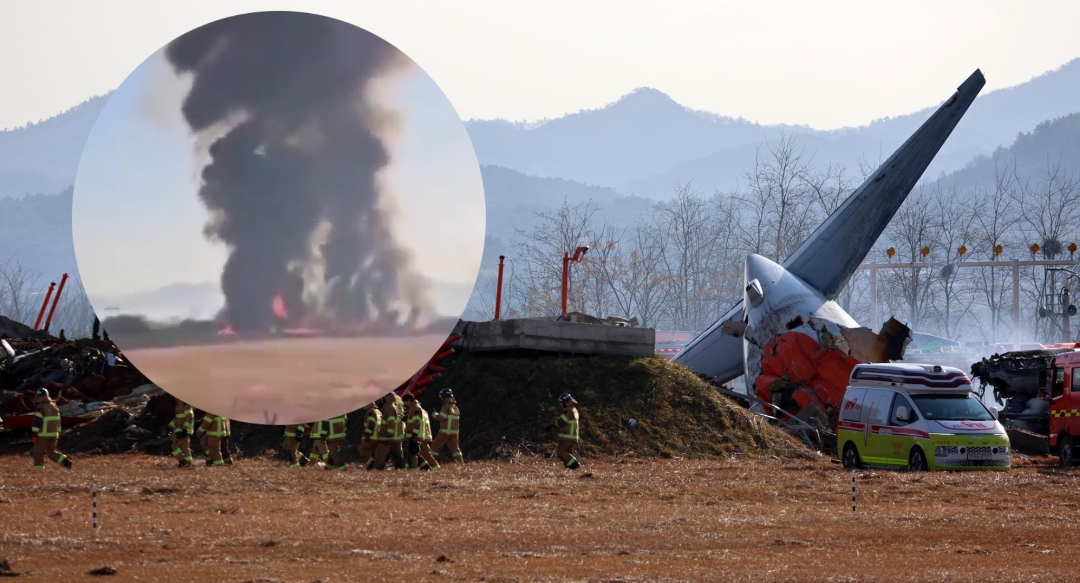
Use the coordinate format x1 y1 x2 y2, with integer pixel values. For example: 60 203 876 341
1 454 1078 582
122 335 449 425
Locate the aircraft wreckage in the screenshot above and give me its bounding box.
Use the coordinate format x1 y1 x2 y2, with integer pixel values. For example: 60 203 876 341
673 69 986 436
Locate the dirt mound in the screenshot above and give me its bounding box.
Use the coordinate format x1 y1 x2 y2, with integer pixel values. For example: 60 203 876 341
2 349 812 464
415 354 812 461
0 315 53 340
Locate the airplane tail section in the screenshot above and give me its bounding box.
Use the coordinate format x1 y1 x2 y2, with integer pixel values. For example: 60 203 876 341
785 69 985 297
672 70 986 384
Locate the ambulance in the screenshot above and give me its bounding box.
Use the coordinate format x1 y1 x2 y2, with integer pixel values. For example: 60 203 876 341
836 363 1011 471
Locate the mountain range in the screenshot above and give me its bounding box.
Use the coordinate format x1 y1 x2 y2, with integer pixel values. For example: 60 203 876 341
2 57 1078 323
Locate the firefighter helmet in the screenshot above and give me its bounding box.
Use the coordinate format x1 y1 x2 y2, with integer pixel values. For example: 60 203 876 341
439 388 453 399
35 387 49 398
559 393 574 404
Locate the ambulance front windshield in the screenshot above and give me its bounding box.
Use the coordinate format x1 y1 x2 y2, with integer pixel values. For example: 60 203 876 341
911 394 995 422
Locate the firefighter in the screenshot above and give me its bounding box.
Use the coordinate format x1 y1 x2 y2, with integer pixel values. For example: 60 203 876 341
357 401 382 470
306 420 329 467
403 393 439 470
195 413 228 466
430 388 463 464
30 388 72 470
168 399 195 467
547 393 581 470
373 392 406 470
221 416 234 465
324 414 348 470
282 423 309 467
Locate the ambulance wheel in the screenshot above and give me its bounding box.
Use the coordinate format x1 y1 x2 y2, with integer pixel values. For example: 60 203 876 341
1059 435 1075 468
908 447 929 472
842 443 862 469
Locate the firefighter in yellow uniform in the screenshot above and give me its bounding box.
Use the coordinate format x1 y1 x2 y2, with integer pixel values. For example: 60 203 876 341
307 420 329 467
168 399 195 467
373 392 406 470
431 388 463 464
283 423 309 467
549 393 581 470
30 388 72 469
403 393 440 470
324 414 348 470
195 413 228 466
357 401 382 470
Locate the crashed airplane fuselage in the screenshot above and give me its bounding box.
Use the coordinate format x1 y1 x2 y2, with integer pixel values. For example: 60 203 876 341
673 69 987 426
740 253 910 427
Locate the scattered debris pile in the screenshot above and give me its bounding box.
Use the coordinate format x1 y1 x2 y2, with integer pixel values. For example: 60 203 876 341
0 329 163 433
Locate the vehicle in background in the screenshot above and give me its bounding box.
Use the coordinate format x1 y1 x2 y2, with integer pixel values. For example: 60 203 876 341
837 363 1011 471
971 343 1080 466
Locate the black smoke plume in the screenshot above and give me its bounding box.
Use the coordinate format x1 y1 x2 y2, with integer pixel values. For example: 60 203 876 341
164 11 422 333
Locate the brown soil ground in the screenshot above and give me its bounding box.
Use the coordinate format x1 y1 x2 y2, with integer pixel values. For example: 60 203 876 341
122 335 448 425
1 454 1077 582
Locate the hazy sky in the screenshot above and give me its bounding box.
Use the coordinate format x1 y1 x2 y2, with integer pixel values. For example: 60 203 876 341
72 43 486 301
1 1 1079 132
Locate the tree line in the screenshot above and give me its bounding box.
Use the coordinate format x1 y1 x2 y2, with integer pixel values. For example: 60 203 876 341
471 132 1080 346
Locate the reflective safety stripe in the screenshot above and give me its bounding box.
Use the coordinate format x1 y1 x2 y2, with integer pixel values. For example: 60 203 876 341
444 410 460 435
327 416 347 439
206 417 227 437
36 414 61 438
420 412 432 441
409 413 433 441
365 417 380 439
558 414 579 441
170 410 194 433
1051 408 1080 417
383 417 404 441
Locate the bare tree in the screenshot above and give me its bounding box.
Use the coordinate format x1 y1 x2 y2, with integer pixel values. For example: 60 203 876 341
738 132 817 262
970 160 1022 343
0 256 44 325
578 222 625 319
804 162 855 217
514 199 600 318
930 185 979 339
655 183 726 330
1013 157 1080 341
881 187 939 331
618 217 669 327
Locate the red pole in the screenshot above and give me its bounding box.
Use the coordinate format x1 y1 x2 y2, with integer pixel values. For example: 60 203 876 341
494 255 505 320
561 253 570 317
43 273 68 333
33 282 56 330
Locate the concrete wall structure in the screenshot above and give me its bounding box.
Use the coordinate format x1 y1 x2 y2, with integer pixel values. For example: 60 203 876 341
456 318 655 356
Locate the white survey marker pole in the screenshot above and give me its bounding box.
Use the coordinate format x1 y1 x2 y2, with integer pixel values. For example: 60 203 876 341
91 484 99 536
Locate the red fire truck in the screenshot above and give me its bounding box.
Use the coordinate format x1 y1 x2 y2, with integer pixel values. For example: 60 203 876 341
971 343 1080 466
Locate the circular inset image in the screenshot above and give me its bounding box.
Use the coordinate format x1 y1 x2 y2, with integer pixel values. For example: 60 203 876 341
71 10 485 425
